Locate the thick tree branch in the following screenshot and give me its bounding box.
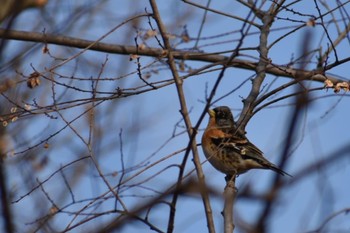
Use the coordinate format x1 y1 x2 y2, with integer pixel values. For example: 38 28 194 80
223 178 236 233
0 29 346 85
237 6 275 131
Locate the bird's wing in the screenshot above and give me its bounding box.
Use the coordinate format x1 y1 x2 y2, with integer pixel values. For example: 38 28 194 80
211 130 263 156
207 128 292 177
209 129 269 163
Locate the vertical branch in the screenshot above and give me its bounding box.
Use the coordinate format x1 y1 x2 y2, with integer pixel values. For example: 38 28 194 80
0 114 14 232
0 155 14 233
223 177 236 233
148 1 215 232
116 128 126 209
313 0 339 62
255 29 313 233
193 0 212 49
236 4 276 131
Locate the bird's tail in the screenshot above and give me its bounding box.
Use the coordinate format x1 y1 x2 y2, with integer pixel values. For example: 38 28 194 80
269 164 292 177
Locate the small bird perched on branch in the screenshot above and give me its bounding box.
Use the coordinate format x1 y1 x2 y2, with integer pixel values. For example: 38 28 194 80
202 106 291 179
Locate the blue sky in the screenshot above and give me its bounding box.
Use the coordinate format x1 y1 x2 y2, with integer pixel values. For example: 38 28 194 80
2 1 350 233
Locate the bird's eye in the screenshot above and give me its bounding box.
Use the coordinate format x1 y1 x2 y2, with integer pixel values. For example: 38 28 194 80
217 118 231 127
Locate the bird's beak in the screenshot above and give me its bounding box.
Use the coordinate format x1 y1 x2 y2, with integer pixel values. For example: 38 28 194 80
208 109 215 118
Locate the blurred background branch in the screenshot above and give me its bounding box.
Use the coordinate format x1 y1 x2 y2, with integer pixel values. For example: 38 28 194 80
1 1 350 233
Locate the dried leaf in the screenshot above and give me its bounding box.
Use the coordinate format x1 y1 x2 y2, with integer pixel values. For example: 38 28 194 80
0 79 16 93
24 104 31 110
50 206 58 214
11 116 18 122
138 43 146 50
334 82 349 93
306 18 316 27
324 79 334 88
143 29 157 40
27 72 41 89
129 54 139 61
10 107 17 113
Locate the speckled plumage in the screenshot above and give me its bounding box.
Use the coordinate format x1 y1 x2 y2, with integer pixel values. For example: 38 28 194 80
202 106 291 177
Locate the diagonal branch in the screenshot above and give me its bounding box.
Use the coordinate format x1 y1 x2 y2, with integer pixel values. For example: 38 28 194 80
236 5 276 131
148 1 215 233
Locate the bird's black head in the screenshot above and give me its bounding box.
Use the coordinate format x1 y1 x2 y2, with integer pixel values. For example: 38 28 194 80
209 106 234 127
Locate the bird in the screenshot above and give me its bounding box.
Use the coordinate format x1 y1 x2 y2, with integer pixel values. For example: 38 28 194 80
201 106 291 179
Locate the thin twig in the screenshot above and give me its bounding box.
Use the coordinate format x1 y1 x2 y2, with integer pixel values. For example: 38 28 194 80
149 1 215 232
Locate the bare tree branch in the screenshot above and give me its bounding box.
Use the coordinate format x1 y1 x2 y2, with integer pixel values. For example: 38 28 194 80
0 29 347 86
149 1 215 232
